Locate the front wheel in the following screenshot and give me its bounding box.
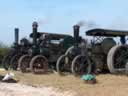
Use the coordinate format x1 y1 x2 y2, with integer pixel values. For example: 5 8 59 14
71 55 93 76
2 54 12 70
10 54 22 70
30 55 48 74
18 55 32 73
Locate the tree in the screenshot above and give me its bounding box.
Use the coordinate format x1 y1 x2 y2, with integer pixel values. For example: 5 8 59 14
0 41 10 64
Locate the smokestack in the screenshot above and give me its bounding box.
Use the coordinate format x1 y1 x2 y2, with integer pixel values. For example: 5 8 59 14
14 28 19 46
73 25 80 47
32 21 38 46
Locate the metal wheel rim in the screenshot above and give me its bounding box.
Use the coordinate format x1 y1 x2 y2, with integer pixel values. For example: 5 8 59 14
71 55 91 76
56 55 70 75
19 55 31 73
107 45 128 73
30 55 48 74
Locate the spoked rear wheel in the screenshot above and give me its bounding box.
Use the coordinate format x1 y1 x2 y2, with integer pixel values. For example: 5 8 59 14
30 55 48 74
71 55 92 76
18 55 32 73
107 45 128 73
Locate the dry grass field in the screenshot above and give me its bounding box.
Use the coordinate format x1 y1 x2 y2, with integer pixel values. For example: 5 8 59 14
1 69 128 96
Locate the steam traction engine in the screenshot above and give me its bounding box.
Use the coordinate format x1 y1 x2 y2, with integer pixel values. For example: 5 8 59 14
56 25 92 76
57 27 128 76
18 22 75 74
84 29 128 74
2 28 31 70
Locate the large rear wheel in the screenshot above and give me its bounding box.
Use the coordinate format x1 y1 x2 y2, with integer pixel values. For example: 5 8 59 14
107 45 128 73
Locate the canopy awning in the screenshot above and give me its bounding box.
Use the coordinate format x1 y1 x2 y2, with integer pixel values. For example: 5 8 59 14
86 28 128 37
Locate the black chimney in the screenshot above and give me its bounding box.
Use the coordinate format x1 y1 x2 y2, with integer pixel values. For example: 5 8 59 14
32 21 38 47
14 28 19 46
73 25 80 47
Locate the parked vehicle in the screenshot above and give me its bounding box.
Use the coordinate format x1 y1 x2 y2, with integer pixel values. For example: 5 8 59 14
18 22 75 74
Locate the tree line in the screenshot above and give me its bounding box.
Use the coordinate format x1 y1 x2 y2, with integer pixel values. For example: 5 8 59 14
0 42 10 64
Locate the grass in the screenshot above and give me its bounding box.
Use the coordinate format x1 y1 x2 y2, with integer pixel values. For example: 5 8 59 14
0 64 3 68
1 69 128 96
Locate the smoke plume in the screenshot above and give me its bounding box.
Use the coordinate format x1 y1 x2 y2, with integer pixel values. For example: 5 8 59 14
76 20 98 28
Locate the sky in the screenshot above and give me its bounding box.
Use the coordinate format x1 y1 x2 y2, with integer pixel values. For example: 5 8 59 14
0 0 128 45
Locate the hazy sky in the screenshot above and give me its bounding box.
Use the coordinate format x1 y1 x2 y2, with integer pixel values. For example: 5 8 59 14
0 0 128 45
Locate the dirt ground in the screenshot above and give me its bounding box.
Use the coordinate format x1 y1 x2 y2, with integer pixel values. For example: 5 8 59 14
0 69 128 96
0 83 77 96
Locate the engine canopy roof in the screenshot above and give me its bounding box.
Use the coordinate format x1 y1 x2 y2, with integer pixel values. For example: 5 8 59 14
86 28 128 37
30 32 72 40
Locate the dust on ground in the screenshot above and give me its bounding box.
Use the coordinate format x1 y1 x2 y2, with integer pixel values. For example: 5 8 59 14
0 83 77 96
1 69 128 96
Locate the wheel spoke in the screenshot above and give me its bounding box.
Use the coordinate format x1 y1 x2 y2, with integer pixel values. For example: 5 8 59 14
72 55 92 76
30 55 48 74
